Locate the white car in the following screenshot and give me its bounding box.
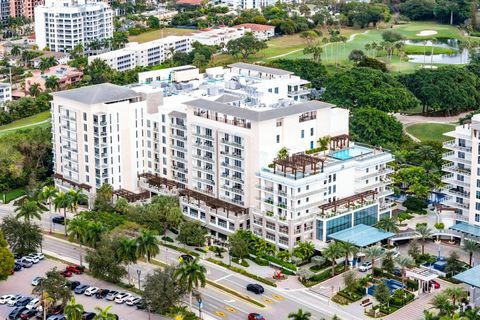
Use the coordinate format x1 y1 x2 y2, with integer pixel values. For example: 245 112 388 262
23 255 39 264
0 294 15 304
31 253 45 260
114 293 132 304
31 276 43 286
84 287 99 296
359 262 373 272
7 295 23 307
126 296 141 306
26 298 39 310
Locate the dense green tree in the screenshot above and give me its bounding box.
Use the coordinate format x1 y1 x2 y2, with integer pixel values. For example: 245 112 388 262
1 216 42 255
393 166 441 199
86 59 114 84
397 0 436 20
445 251 464 276
178 220 208 247
293 241 315 261
143 266 187 314
382 252 395 274
374 282 391 306
350 107 404 148
303 45 324 63
0 230 14 280
228 230 250 261
28 83 42 97
85 236 127 283
357 57 387 72
434 0 471 25
226 33 267 59
32 267 72 308
147 15 160 29
444 286 467 307
175 258 206 310
94 184 114 211
348 49 366 63
67 216 88 264
323 67 419 112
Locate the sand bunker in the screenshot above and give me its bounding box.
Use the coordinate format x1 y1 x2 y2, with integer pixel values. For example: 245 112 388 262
416 30 438 36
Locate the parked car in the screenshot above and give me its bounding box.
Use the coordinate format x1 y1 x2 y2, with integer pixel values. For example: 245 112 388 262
15 296 33 307
31 252 45 260
0 294 16 304
14 263 22 271
114 293 132 304
359 262 373 272
95 289 110 299
60 270 72 277
50 305 63 315
430 280 441 289
7 295 23 307
105 290 119 301
8 307 27 320
17 259 33 268
126 296 142 306
66 264 85 274
47 315 65 320
26 298 39 310
248 313 266 320
22 256 39 264
392 268 402 277
67 281 81 290
246 284 264 294
82 312 96 320
74 284 90 294
52 216 65 225
84 287 99 296
135 299 145 310
180 254 193 262
20 308 37 319
31 276 43 286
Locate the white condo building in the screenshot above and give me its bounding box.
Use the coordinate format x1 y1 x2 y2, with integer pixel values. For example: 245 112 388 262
34 0 113 53
88 36 191 71
0 83 12 109
52 63 394 250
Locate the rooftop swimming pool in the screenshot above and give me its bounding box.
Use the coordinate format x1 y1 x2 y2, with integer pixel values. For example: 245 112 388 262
330 145 372 160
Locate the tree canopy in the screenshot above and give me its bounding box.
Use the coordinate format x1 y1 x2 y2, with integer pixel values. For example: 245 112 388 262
226 33 268 59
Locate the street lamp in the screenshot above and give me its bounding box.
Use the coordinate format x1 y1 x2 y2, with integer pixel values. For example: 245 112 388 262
197 296 203 319
136 269 142 290
74 247 83 266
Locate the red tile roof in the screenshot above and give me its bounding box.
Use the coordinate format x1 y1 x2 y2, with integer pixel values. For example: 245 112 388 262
234 23 275 31
176 0 202 5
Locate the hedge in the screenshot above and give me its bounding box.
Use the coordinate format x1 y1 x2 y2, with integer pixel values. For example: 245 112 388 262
332 294 350 305
303 265 345 287
207 258 277 287
249 256 269 266
337 289 363 302
232 257 250 267
162 243 200 257
262 255 297 272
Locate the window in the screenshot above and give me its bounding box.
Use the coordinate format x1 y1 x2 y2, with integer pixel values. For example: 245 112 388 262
458 151 465 159
276 135 280 143
310 128 314 136
476 203 480 211
310 141 314 149
274 87 279 94
276 119 283 127
301 130 304 138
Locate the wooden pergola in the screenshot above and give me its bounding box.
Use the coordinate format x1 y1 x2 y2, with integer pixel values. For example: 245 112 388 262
138 172 180 190
330 134 350 150
179 188 248 217
113 189 150 202
319 190 377 214
273 152 324 179
54 173 92 192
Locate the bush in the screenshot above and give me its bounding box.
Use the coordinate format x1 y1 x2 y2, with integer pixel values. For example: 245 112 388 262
161 236 174 243
250 256 269 266
163 243 200 257
337 289 363 302
195 248 207 253
403 196 427 212
415 253 436 265
397 212 413 222
262 255 297 271
207 258 277 287
232 257 250 267
434 222 445 230
332 294 351 305
305 147 322 154
470 31 480 37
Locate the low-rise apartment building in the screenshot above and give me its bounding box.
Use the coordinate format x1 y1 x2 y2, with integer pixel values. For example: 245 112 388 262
0 83 12 108
52 63 394 249
233 24 275 40
25 65 83 93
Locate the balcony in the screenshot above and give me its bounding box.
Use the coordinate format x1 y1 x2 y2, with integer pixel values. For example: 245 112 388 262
445 188 469 198
443 140 472 153
171 123 186 130
442 163 471 176
221 138 243 148
318 190 377 219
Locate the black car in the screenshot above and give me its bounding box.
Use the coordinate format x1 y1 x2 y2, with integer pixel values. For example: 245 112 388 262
19 308 37 320
9 307 27 320
136 299 146 310
181 254 194 262
393 268 402 277
74 284 90 294
67 281 81 290
246 284 264 294
15 296 33 307
14 262 22 271
52 216 65 225
82 312 96 320
95 289 110 299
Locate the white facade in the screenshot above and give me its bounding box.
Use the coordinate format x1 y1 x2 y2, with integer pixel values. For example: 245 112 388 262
88 36 191 71
441 117 480 226
34 0 113 53
0 83 11 108
190 26 246 47
51 63 393 249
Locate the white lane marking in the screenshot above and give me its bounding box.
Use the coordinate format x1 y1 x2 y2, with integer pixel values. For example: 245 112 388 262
200 290 251 315
214 274 232 283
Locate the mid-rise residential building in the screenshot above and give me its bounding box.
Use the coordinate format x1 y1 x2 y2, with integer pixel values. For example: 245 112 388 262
0 0 9 27
190 26 246 47
25 65 83 93
10 0 43 19
34 0 113 53
88 36 191 71
52 63 394 250
0 83 12 108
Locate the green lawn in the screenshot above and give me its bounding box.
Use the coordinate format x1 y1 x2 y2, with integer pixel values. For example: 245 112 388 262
2 187 26 203
129 28 198 43
0 111 51 136
406 123 456 142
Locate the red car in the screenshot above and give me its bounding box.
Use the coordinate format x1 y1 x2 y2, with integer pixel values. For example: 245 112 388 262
61 270 73 277
248 313 265 320
66 265 85 274
430 280 440 289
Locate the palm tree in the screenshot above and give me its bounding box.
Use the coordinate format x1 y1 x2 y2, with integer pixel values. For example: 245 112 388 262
64 298 84 320
444 286 467 307
288 309 312 320
68 188 87 214
375 217 400 233
40 186 58 233
93 305 116 320
10 45 21 56
136 229 160 262
461 239 479 267
339 241 358 267
322 242 344 276
394 255 414 286
317 136 331 156
175 258 207 310
430 293 454 317
54 191 73 236
14 199 44 222
364 43 371 57
117 237 138 284
45 75 60 92
363 245 383 270
28 83 42 97
85 221 105 248
68 216 88 265
415 225 433 254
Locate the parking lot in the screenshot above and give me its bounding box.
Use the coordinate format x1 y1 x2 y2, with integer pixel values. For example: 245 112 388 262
0 258 166 320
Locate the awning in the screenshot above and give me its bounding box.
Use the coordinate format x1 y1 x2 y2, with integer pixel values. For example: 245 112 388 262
328 224 394 247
